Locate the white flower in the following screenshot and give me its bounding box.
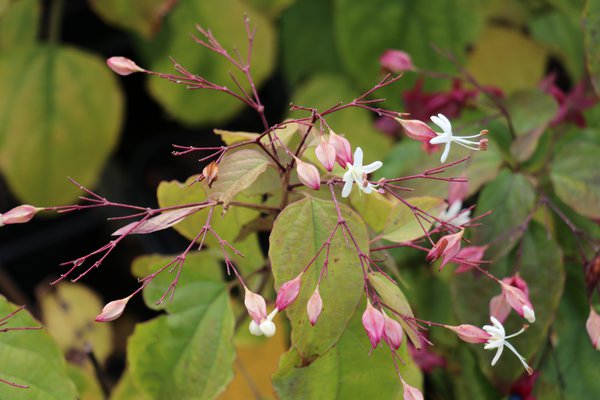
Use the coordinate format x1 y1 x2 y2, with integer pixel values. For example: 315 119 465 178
482 316 533 375
342 147 383 198
429 114 487 163
248 308 278 338
438 200 471 227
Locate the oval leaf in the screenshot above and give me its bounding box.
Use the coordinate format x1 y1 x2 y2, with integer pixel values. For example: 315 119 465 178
381 196 446 243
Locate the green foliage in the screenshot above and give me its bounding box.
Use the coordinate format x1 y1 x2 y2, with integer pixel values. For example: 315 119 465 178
584 0 600 95
381 196 445 243
0 0 39 51
89 0 173 39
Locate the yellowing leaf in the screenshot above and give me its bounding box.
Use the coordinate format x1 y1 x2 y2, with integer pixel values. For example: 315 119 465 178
381 196 445 243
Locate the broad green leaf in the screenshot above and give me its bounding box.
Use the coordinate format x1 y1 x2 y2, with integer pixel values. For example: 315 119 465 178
506 89 558 162
207 149 273 206
452 223 564 387
110 371 150 400
467 26 548 94
381 196 445 243
247 0 295 19
349 190 395 232
67 365 103 400
584 0 600 96
273 309 421 399
368 272 421 349
289 75 393 162
0 0 39 51
39 283 112 364
269 197 367 360
140 0 275 125
0 296 77 399
156 176 265 273
127 254 235 400
550 135 600 219
0 45 123 204
474 169 536 260
89 0 175 39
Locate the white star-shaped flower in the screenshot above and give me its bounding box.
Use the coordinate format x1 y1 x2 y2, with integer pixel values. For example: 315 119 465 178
341 147 383 198
429 114 488 163
482 316 533 375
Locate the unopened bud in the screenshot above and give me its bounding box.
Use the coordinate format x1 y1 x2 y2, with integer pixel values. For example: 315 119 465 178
427 230 464 270
586 306 600 350
362 300 385 348
379 49 415 73
249 319 262 336
328 130 353 167
244 288 267 324
395 118 437 144
202 161 219 188
106 56 145 76
275 273 303 311
402 380 424 400
0 205 41 226
501 276 535 323
294 157 321 190
307 287 323 326
489 293 511 323
259 319 276 337
382 313 404 351
315 140 336 172
95 296 132 322
446 324 491 344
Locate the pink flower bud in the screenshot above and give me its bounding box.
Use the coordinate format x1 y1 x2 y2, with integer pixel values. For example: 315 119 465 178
106 56 145 76
427 230 464 270
307 287 323 326
586 306 600 350
0 205 41 226
500 275 535 323
294 157 321 190
328 130 353 167
362 300 385 348
244 288 267 324
489 293 511 323
379 49 415 73
446 324 491 344
453 245 487 274
402 381 424 400
448 178 469 205
275 273 302 311
394 118 437 144
382 313 403 350
315 140 336 172
95 296 132 322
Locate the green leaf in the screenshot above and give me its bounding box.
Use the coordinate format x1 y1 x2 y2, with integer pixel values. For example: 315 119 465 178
110 371 150 400
140 0 275 125
584 0 600 96
269 197 367 360
0 0 39 51
67 365 103 400
550 134 600 219
0 45 123 204
247 0 295 19
89 0 174 39
349 190 395 232
127 253 235 400
474 169 536 260
0 296 77 399
368 272 421 349
289 74 393 163
381 196 445 243
273 309 420 399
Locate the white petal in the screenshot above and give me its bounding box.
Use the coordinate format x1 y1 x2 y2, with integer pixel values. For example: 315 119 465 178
343 169 353 182
430 135 449 145
353 147 363 168
249 320 263 336
259 319 276 337
491 344 504 366
430 115 445 130
523 306 536 323
362 161 383 174
361 184 374 194
440 142 451 163
437 113 452 129
341 178 354 198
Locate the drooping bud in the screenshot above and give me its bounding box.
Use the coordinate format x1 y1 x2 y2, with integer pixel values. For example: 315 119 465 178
427 230 464 270
294 157 321 190
106 56 145 76
275 273 303 311
382 312 403 351
244 288 267 324
0 205 41 226
446 324 491 344
500 275 535 323
362 300 385 348
489 293 511 323
448 178 469 205
453 245 487 274
586 306 600 350
95 295 132 322
394 118 437 144
402 380 424 400
328 130 353 167
379 49 415 73
315 140 337 172
202 161 219 188
307 287 323 326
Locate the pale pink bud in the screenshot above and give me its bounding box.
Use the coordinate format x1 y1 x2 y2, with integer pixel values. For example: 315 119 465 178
0 205 41 226
294 157 321 190
244 288 267 324
379 49 415 73
586 306 600 350
315 140 336 172
307 287 323 326
489 294 511 323
362 300 385 348
501 275 535 323
427 230 464 270
402 381 424 400
394 118 437 144
453 245 487 274
106 56 145 76
328 130 353 167
448 178 469 205
275 273 303 311
446 324 491 344
382 313 403 351
95 296 132 322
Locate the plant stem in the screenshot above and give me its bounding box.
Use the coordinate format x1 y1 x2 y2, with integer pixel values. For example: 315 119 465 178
48 0 65 44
